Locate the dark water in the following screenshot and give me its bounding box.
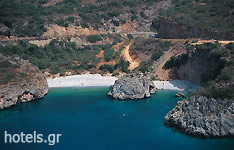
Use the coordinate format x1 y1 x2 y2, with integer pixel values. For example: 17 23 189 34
0 88 233 150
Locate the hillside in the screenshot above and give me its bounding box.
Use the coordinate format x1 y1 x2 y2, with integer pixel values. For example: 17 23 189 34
0 0 171 37
1 0 233 39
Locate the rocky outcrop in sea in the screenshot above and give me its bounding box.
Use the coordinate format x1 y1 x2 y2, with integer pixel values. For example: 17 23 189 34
165 95 234 137
0 54 48 110
108 73 157 100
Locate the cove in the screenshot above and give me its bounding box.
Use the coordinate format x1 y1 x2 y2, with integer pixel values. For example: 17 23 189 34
0 87 233 150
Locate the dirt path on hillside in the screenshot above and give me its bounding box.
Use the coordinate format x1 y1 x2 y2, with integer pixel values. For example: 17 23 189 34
153 44 186 80
121 42 140 70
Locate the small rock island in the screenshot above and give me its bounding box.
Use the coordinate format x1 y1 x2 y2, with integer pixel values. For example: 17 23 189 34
108 73 157 100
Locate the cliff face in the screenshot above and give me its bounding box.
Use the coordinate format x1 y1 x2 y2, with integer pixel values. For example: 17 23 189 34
0 54 48 110
165 95 234 137
169 51 212 83
164 42 234 137
157 17 234 40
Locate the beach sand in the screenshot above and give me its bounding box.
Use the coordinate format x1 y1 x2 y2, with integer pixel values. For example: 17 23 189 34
47 74 200 92
47 74 118 88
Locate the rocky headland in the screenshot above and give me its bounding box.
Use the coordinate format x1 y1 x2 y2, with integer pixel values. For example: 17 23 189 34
108 73 157 100
163 42 234 138
0 54 48 110
165 95 234 137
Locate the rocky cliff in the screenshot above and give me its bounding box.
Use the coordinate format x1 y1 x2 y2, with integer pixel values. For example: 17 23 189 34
164 42 234 138
108 73 157 100
0 54 48 110
165 95 234 137
169 51 212 83
157 17 234 40
167 43 228 83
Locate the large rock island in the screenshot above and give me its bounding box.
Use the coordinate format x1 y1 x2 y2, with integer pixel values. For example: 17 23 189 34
165 95 234 137
0 54 48 110
108 73 157 100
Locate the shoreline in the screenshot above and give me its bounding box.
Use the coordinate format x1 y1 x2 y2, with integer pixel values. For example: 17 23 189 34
47 74 200 92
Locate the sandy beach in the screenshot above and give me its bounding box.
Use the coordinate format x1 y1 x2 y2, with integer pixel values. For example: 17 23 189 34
47 74 200 92
47 74 118 88
153 80 200 93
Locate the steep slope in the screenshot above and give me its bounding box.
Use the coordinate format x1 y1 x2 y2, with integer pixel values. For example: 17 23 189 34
0 54 48 110
121 42 140 70
158 0 234 40
164 42 234 137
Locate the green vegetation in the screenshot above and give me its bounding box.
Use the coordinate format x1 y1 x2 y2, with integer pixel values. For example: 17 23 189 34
127 34 133 40
164 54 188 69
0 61 18 69
87 35 103 43
99 64 114 73
0 39 102 74
199 42 234 99
1 0 232 37
110 34 122 44
199 82 234 99
151 47 164 61
131 37 171 52
150 18 159 32
0 60 20 84
137 61 153 73
101 44 116 61
112 71 120 77
140 11 147 19
162 42 234 99
114 59 130 73
0 0 164 37
131 37 171 61
191 40 198 43
162 0 234 32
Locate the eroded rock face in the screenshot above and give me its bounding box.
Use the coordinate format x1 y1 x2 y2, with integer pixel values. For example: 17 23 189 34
0 54 48 110
165 95 234 137
158 17 234 40
108 73 157 100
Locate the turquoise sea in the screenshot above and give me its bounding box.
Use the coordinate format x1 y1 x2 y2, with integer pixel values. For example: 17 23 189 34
0 87 233 150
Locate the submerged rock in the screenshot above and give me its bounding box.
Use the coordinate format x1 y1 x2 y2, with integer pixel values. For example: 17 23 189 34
165 95 234 137
176 92 185 98
108 73 157 100
0 54 48 110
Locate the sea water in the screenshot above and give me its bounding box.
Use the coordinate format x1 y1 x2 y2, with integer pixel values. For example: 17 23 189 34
0 87 233 150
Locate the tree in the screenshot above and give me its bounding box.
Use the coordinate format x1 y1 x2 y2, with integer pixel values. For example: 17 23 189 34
99 64 114 73
138 61 152 73
87 35 102 43
151 18 159 31
127 34 133 40
151 48 164 61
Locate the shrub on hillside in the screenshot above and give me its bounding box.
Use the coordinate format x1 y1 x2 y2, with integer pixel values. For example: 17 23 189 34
99 64 114 73
151 48 164 61
114 59 130 73
87 35 103 43
138 61 152 73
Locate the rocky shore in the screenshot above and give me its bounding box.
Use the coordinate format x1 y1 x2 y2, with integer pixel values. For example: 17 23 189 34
108 73 157 100
0 54 48 110
165 95 234 137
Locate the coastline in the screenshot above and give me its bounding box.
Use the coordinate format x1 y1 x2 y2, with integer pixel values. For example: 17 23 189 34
47 74 200 92
47 74 118 88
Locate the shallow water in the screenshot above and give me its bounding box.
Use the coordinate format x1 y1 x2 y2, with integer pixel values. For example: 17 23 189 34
0 88 233 150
